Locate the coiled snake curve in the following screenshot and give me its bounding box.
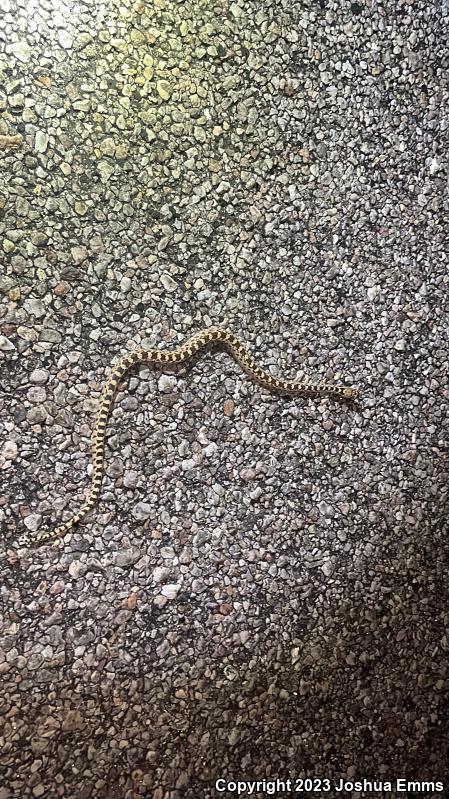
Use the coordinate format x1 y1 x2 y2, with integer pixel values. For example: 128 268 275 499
17 327 358 547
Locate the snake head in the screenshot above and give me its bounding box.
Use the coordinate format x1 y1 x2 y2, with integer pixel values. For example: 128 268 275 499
17 534 29 548
343 387 359 400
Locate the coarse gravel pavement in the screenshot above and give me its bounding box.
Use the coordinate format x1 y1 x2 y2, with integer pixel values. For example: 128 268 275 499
0 0 448 797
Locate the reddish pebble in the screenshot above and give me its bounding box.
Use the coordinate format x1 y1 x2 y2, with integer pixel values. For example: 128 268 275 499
54 281 69 296
224 399 234 417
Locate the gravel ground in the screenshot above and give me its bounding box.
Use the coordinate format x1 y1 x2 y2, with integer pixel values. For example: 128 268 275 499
1 0 448 797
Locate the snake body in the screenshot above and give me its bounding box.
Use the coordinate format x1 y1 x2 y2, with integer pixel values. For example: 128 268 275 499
18 327 358 546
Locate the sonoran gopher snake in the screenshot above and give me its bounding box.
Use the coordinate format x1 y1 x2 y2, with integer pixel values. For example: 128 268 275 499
18 327 358 547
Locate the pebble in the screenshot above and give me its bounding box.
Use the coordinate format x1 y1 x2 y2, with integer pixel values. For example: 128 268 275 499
318 500 334 518
153 566 169 584
158 374 177 393
31 232 49 248
26 386 46 403
68 560 87 579
321 560 334 577
24 298 46 318
40 328 62 343
7 40 31 62
113 548 141 568
97 160 115 182
58 30 73 49
71 246 88 264
123 469 139 488
223 399 234 416
132 502 153 520
156 80 171 100
30 368 49 384
160 273 177 292
0 335 15 351
10 92 25 109
99 137 116 156
2 440 18 460
23 513 41 531
34 131 49 153
2 239 15 253
161 583 181 599
105 457 123 478
120 276 132 292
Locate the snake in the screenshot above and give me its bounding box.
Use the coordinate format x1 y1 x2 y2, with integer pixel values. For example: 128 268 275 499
17 327 358 547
